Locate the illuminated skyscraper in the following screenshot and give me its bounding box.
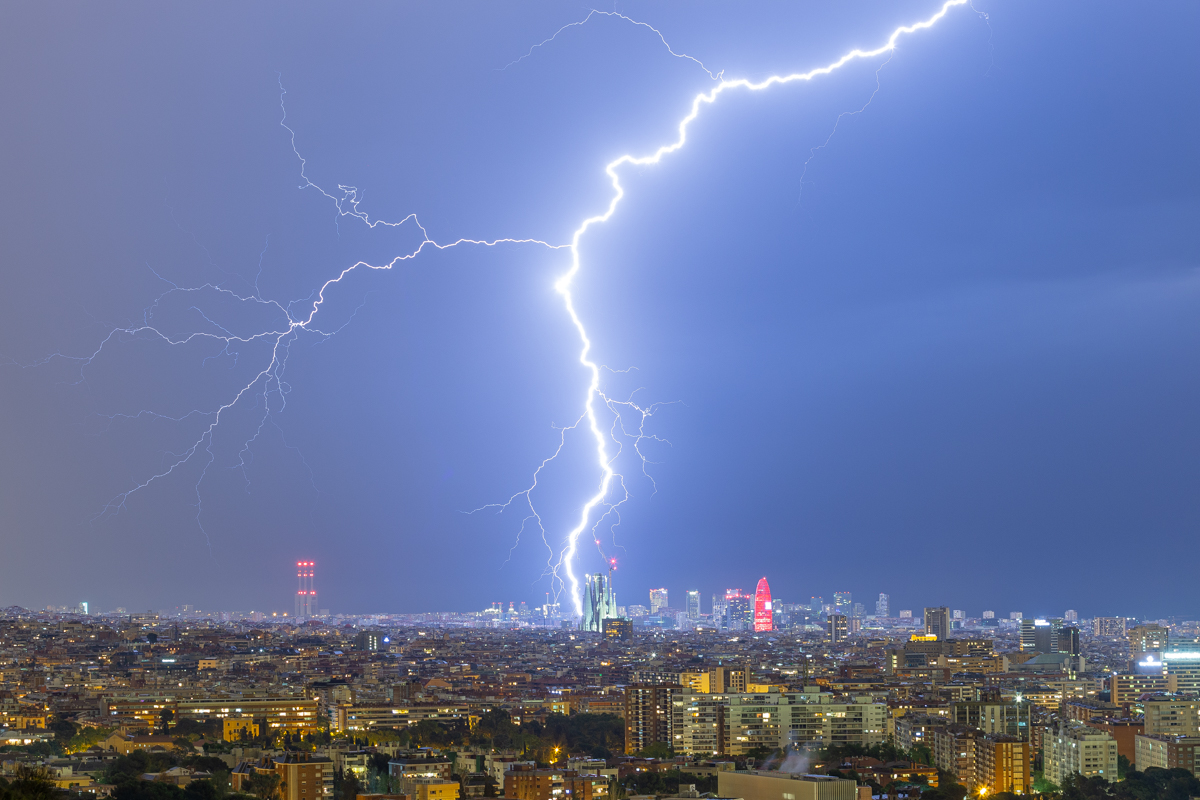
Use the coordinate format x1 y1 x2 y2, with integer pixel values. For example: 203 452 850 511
753 578 773 632
581 573 618 632
834 592 852 616
875 593 890 618
295 561 316 617
827 614 849 643
686 591 701 620
725 589 751 630
650 588 668 615
924 606 951 640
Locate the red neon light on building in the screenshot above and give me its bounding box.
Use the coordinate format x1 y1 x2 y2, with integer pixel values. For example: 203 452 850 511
753 577 773 632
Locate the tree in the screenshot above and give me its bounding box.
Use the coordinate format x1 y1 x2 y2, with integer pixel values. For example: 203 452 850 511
246 772 282 800
0 764 57 800
159 709 175 734
634 742 673 760
147 633 159 644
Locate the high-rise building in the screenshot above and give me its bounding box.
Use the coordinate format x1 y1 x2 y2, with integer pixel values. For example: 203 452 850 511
1130 624 1170 657
834 592 852 616
1045 722 1119 786
1020 618 1063 653
1064 609 1079 622
670 691 887 755
355 630 384 651
982 610 995 619
953 610 964 620
753 578 773 633
295 561 317 618
1094 617 1127 637
603 618 632 641
686 591 701 620
711 594 727 629
1060 626 1081 656
809 596 824 615
624 684 678 754
924 607 951 641
899 610 913 619
581 573 618 632
1010 612 1023 621
1163 646 1200 694
649 588 668 616
875 593 890 618
827 614 849 643
725 589 751 631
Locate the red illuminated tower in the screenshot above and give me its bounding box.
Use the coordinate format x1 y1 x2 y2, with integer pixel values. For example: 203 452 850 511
753 577 773 632
295 561 316 617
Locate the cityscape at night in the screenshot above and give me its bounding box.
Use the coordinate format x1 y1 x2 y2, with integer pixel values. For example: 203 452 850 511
3 1 1200 800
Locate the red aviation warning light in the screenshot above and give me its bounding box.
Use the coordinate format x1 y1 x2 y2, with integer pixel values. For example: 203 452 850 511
753 577 773 632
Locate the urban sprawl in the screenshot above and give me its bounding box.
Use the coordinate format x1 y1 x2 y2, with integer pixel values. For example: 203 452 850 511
2 576 1198 800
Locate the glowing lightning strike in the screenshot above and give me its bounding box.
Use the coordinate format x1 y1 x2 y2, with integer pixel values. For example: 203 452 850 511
16 2 972 611
549 0 971 615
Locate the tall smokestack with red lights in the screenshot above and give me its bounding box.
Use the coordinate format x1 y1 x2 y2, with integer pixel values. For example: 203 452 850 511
295 561 316 618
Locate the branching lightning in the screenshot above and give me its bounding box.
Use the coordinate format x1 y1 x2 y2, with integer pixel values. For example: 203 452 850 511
542 0 971 614
19 1 970 611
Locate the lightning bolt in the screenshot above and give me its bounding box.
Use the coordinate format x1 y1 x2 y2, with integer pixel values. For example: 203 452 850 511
15 2 972 611
546 0 972 615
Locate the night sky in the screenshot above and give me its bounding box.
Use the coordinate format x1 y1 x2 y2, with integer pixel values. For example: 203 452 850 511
2 2 1197 617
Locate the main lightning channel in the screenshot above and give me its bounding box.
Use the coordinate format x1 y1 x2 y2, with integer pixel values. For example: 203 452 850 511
552 0 969 615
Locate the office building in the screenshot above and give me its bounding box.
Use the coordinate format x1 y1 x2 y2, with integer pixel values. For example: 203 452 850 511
899 610 913 619
833 592 852 616
1064 609 1079 622
1044 722 1118 786
753 577 773 633
602 618 631 641
354 630 384 652
1010 612 1023 620
875 593 889 618
1094 617 1127 637
725 589 751 630
827 615 848 643
810 596 824 615
1130 624 1169 657
686 590 700 620
982 610 995 619
1110 674 1177 706
1164 649 1200 694
924 607 951 641
624 684 678 754
581 573 618 632
1020 618 1062 653
710 594 726 626
1060 626 1081 656
649 588 668 616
